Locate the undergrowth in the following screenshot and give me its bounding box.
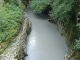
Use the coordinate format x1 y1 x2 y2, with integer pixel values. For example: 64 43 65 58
0 3 23 54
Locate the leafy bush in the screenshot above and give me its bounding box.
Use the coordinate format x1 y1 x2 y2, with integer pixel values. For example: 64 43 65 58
0 3 23 42
4 0 21 6
31 0 75 22
49 0 74 22
74 39 80 50
31 0 53 13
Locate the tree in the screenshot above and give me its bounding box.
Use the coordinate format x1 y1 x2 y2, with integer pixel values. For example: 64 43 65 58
31 0 80 58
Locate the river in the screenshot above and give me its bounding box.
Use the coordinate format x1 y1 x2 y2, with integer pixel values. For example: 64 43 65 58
24 3 68 60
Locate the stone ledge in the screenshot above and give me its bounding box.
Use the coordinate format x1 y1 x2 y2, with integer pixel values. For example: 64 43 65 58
0 12 32 60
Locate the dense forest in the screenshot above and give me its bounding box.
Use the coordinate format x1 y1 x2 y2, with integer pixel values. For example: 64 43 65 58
31 0 80 59
0 0 80 59
0 0 27 54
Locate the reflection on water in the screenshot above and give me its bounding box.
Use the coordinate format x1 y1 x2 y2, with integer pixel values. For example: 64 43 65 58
29 33 36 49
25 3 68 60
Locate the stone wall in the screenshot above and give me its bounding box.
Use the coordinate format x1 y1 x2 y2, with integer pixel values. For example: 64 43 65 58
0 12 32 60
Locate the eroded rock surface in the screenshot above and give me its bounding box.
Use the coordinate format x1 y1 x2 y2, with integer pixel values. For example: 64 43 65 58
0 12 32 60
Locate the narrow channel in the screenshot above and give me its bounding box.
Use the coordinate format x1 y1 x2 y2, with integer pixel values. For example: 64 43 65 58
24 3 68 60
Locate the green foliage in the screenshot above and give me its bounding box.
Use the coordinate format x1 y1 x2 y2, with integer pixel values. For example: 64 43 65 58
49 0 74 22
77 12 80 31
0 3 23 42
31 0 75 22
74 39 80 50
4 0 20 5
31 0 53 13
77 23 80 30
4 0 9 3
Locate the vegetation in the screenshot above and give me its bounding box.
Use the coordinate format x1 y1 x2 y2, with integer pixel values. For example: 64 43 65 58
31 0 80 58
0 1 24 54
31 0 53 13
0 3 23 42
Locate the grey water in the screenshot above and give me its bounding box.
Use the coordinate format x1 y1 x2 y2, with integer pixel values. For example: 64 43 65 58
24 3 68 60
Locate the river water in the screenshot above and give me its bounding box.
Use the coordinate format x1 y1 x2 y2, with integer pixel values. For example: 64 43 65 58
24 3 68 60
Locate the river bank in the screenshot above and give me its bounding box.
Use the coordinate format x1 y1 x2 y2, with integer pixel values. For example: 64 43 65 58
24 4 68 60
0 11 31 60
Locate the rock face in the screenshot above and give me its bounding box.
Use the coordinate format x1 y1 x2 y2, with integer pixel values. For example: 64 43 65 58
56 21 80 60
0 0 4 4
0 12 32 60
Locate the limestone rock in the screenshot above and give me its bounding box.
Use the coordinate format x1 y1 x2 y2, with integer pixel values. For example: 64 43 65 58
0 12 32 60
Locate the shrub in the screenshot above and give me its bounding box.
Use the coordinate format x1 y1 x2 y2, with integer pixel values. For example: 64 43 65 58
49 0 74 22
74 39 80 50
0 3 23 42
31 0 53 13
